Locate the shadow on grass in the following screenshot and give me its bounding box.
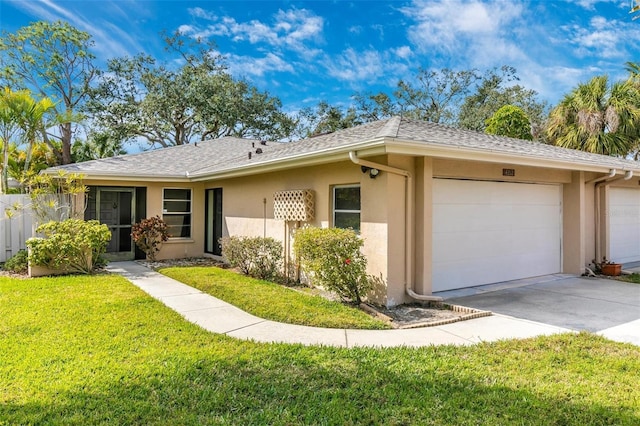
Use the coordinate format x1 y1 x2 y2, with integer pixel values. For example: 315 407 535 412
2 341 638 425
2 275 639 425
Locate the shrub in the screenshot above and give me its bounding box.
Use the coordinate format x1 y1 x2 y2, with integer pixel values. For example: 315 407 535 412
220 236 283 280
2 249 28 274
26 219 111 274
293 227 373 304
131 216 169 261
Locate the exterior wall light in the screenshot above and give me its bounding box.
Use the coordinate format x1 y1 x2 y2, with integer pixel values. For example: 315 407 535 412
361 166 380 179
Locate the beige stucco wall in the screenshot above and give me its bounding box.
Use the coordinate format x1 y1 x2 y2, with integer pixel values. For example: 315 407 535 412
83 179 206 260
203 159 397 305
85 154 630 306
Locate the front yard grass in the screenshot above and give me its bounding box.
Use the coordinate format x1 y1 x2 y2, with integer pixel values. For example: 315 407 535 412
2 274 640 425
617 273 640 284
160 266 390 329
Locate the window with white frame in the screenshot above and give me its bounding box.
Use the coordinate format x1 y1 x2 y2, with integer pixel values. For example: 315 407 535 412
163 188 192 238
333 185 360 232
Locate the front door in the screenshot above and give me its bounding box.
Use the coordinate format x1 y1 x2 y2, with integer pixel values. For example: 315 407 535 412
86 187 136 261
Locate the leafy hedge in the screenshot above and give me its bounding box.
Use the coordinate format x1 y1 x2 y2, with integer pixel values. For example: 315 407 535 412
27 219 111 274
2 249 28 274
220 236 283 280
293 227 373 304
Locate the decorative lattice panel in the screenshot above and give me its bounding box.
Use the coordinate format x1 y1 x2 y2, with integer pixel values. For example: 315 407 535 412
274 189 314 221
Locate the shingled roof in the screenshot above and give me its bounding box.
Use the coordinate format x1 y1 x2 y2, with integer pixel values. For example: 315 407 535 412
49 116 640 180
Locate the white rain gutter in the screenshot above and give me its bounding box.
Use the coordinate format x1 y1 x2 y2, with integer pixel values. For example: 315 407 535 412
593 170 633 262
349 151 443 303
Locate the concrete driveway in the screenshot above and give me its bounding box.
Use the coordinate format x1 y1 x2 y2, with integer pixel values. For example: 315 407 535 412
438 274 640 346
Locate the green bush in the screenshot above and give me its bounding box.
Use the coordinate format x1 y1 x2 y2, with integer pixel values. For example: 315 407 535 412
293 227 373 304
2 249 28 274
26 219 111 274
131 216 169 261
219 236 283 280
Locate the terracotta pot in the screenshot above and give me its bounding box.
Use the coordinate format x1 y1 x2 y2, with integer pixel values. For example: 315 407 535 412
601 263 622 276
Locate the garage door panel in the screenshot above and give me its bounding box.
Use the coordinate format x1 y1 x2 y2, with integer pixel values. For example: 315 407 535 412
434 205 513 232
433 230 512 263
433 179 562 292
610 188 640 264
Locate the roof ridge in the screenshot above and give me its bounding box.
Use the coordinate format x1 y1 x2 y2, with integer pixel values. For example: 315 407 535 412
375 116 401 138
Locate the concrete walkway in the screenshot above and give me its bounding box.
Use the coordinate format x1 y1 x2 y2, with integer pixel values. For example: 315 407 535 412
107 261 571 348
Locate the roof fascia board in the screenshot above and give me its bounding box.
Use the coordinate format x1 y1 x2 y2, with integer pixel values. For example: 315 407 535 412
385 139 640 174
190 140 387 181
74 173 190 183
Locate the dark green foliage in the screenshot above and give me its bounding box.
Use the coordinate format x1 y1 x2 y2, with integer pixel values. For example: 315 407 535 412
293 227 373 304
2 249 28 273
485 105 533 140
546 75 640 157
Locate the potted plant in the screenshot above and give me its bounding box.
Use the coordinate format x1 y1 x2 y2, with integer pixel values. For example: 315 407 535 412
593 257 622 276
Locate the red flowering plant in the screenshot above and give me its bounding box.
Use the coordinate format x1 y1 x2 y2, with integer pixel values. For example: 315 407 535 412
131 216 169 261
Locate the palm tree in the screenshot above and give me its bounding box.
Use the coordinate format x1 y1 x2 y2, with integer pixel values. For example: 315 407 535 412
546 75 640 157
15 93 55 174
626 62 640 80
0 88 23 193
0 88 54 192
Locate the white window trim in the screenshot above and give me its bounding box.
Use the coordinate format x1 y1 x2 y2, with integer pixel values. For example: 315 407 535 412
162 187 192 239
332 184 361 229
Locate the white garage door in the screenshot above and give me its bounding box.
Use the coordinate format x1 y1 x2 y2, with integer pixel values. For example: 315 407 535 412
433 179 562 292
609 187 640 264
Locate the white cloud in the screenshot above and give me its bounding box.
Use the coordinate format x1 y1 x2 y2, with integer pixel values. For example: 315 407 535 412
563 16 640 59
187 7 218 21
323 47 413 88
570 0 620 10
9 0 146 59
394 46 413 60
402 0 525 56
226 52 295 77
183 7 324 55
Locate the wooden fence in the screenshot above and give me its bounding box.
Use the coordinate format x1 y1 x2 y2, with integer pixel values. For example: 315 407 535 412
0 195 33 263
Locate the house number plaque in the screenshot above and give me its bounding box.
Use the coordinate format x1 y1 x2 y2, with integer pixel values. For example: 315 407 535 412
502 168 515 177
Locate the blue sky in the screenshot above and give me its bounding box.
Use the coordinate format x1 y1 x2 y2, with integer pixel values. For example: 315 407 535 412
2 0 640 114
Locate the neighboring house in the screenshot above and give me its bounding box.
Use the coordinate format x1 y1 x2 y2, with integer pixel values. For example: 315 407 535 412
48 117 640 306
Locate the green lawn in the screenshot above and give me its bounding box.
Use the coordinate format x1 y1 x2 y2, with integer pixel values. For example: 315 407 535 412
1 274 640 425
160 266 390 329
617 273 640 284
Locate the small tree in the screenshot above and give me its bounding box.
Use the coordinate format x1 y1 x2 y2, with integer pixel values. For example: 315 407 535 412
131 216 169 261
4 170 86 233
293 227 373 304
485 105 532 140
23 170 87 224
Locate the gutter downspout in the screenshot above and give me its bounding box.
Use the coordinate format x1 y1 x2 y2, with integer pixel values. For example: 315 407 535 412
592 170 633 262
588 169 616 263
349 151 443 303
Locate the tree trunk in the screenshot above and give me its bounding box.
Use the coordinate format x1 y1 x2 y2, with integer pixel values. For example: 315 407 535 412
60 122 73 164
1 139 9 193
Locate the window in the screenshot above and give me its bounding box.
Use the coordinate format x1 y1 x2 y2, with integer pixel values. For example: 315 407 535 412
163 188 191 238
333 185 360 232
205 188 223 255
